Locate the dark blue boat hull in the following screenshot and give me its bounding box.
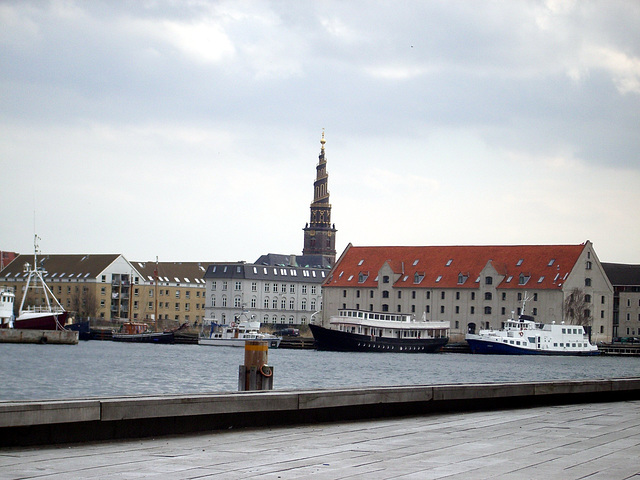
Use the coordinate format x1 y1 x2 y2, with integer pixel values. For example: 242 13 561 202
310 324 448 353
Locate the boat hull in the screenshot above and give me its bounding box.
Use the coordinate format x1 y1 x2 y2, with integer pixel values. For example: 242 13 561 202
9 312 69 331
310 324 448 353
112 331 175 344
466 337 600 356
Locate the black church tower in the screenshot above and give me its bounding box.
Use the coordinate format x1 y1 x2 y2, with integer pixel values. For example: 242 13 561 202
303 131 337 267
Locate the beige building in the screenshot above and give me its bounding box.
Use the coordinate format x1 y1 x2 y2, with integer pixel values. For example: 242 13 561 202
322 241 614 343
0 254 208 327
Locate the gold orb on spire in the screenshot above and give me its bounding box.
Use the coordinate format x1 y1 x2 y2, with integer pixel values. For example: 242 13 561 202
320 128 326 150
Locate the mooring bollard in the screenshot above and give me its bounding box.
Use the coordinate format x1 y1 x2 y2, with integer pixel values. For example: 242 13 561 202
238 340 274 391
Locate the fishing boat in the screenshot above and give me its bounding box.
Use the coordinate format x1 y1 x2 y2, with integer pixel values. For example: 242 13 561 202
465 306 599 356
111 321 175 343
309 309 450 353
9 236 68 330
199 311 281 348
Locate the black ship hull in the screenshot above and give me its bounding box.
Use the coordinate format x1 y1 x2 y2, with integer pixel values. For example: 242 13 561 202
310 324 448 353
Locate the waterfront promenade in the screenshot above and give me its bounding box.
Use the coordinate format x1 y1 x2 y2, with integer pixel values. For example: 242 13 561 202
1 399 639 479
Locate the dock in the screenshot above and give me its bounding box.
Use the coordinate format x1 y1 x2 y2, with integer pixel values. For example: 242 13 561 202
0 329 78 344
2 399 638 479
2 378 639 449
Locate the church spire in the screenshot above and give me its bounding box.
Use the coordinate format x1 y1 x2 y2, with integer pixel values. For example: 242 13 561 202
302 130 337 267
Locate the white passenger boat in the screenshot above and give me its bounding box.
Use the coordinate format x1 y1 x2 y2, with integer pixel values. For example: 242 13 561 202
465 308 599 356
310 309 450 353
199 312 281 348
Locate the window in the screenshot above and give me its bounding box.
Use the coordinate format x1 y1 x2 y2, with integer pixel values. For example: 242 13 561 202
519 274 530 285
175 290 180 298
441 291 445 300
397 291 402 299
301 299 307 310
382 304 389 312
221 296 227 307
343 290 347 298
251 282 257 292
585 278 592 287
586 261 592 270
484 306 492 314
485 292 492 300
222 281 227 291
289 299 295 310
310 300 316 310
290 284 295 294
456 292 460 300
471 306 475 314
234 297 241 308
211 297 216 307
311 285 317 295
358 272 369 283
264 283 270 293
471 292 475 300
383 276 390 284
501 292 506 301
264 298 269 309
458 273 468 284
485 276 492 285
273 284 278 293
440 306 445 314
211 281 216 291
281 299 286 309
382 290 389 298
585 294 591 303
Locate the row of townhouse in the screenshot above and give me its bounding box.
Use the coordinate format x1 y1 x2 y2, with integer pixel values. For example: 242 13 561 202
321 241 615 343
203 261 327 326
0 254 210 327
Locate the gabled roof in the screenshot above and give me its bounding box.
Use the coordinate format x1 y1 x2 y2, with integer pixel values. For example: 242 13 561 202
0 253 122 280
602 263 640 286
132 261 210 285
325 244 587 290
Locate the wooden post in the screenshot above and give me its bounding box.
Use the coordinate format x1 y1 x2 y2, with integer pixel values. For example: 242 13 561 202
238 340 274 391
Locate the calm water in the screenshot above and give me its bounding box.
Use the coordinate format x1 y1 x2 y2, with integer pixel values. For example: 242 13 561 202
1 342 639 401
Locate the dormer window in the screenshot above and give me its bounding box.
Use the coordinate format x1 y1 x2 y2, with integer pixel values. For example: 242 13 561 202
383 275 390 284
358 271 369 283
457 273 468 284
485 276 493 285
519 273 530 285
414 272 425 284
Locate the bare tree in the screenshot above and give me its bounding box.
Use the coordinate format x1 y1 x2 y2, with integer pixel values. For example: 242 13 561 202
563 288 591 326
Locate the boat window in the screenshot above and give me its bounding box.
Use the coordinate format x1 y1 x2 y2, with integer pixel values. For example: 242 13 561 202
413 259 419 266
548 259 555 266
538 276 544 283
446 259 453 266
436 275 442 282
358 259 364 266
517 259 523 266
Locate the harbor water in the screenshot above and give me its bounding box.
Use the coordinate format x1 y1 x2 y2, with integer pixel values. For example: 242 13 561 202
1 342 639 401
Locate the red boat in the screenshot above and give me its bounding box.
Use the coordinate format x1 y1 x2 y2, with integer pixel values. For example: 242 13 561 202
12 235 69 331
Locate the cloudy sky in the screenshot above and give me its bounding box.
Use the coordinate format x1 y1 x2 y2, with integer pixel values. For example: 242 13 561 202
1 0 638 265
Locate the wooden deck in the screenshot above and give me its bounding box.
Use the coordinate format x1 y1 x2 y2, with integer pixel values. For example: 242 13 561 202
2 400 639 479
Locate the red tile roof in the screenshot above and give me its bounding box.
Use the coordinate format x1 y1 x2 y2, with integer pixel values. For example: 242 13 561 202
325 244 587 290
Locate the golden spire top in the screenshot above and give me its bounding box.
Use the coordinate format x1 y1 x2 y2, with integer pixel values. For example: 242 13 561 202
320 128 326 151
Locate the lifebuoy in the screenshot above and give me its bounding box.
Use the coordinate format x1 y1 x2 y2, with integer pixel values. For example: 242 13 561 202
260 365 273 377
519 331 523 337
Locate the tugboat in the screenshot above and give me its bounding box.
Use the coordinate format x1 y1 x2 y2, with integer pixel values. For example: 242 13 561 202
310 309 450 353
465 299 599 355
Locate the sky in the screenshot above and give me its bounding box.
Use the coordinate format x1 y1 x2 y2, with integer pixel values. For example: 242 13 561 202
1 0 639 265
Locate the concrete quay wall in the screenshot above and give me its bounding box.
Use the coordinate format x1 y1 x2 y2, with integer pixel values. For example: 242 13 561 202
0 329 78 344
2 378 639 447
